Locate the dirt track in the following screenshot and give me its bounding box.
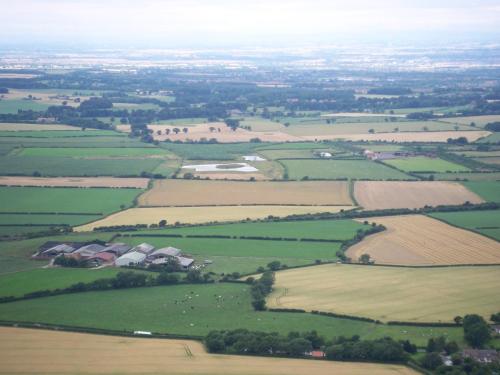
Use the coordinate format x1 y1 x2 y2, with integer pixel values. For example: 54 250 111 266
354 181 484 209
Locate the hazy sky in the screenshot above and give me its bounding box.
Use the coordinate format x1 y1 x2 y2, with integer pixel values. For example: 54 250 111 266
1 0 499 48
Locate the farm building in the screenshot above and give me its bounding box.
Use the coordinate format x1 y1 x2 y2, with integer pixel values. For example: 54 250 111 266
493 325 500 335
99 243 131 256
462 349 499 364
132 243 155 255
243 155 265 161
39 243 76 257
73 244 106 257
176 256 195 270
319 152 332 158
115 251 147 267
85 252 116 267
149 247 181 259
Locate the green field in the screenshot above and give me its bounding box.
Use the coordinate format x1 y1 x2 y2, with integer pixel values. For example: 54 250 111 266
414 172 500 181
135 219 366 240
429 210 500 240
0 130 123 138
0 135 151 149
162 142 262 160
18 147 172 158
281 159 412 180
0 213 101 226
0 232 115 274
0 99 51 114
0 226 56 238
0 186 140 214
462 181 500 202
0 283 463 346
123 236 341 274
477 133 500 143
0 156 163 176
0 268 151 298
383 157 469 173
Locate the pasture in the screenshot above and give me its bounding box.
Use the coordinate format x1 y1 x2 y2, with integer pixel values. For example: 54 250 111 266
136 218 367 241
346 215 500 265
0 186 140 214
281 159 412 180
18 147 173 158
354 181 483 209
383 156 469 173
162 142 261 160
440 115 500 128
0 156 163 176
0 283 463 346
0 123 79 131
429 210 500 240
0 176 149 188
0 129 121 138
0 327 418 375
138 180 352 206
76 205 351 231
267 264 500 323
0 268 150 298
462 181 500 202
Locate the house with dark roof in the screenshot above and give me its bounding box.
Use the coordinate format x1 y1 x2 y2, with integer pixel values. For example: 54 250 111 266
462 349 499 363
99 243 131 256
85 252 116 267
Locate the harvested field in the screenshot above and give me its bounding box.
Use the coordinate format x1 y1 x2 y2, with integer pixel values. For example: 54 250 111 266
0 176 149 189
149 122 300 143
383 157 469 173
0 328 417 375
354 181 483 210
192 172 270 180
267 264 500 323
75 205 351 231
441 115 500 128
301 130 490 143
139 180 352 206
0 123 79 131
346 215 500 265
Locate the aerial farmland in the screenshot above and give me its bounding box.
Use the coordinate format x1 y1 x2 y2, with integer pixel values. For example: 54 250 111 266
0 5 499 373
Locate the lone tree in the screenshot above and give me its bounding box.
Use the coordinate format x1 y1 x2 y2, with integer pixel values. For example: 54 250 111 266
463 314 491 348
358 253 372 264
158 219 167 227
224 118 239 131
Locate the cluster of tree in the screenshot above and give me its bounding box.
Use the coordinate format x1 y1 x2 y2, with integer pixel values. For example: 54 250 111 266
446 137 469 145
463 314 491 348
0 87 8 93
367 87 412 95
249 271 275 311
205 329 416 364
485 122 500 132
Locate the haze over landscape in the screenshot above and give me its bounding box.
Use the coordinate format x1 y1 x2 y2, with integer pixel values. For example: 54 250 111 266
0 1 499 375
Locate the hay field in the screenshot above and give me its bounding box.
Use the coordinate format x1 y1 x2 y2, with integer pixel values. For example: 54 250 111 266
301 130 490 143
346 215 500 265
267 264 500 323
0 327 417 375
0 123 79 131
0 176 149 188
383 157 469 173
139 180 352 206
354 181 483 209
75 205 351 231
441 115 500 127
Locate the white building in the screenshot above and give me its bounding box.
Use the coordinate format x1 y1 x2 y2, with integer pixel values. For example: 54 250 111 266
115 251 146 267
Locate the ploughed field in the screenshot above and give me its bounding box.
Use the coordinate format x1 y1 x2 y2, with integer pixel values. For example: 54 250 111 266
346 215 500 265
138 180 353 206
354 181 483 210
267 264 500 323
0 327 418 375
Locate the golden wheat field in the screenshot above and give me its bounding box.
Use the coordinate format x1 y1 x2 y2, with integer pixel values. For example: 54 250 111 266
267 264 500 323
138 180 353 206
0 176 149 189
346 215 500 265
354 181 483 210
75 205 351 231
0 327 418 375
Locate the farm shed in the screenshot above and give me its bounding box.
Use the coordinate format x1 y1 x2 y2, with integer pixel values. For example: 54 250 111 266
132 243 155 255
115 251 146 267
86 252 116 267
149 247 181 259
73 244 106 258
40 243 76 257
176 256 194 270
99 243 131 256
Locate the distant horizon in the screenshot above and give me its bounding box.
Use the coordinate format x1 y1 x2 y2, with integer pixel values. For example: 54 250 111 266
1 0 499 49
